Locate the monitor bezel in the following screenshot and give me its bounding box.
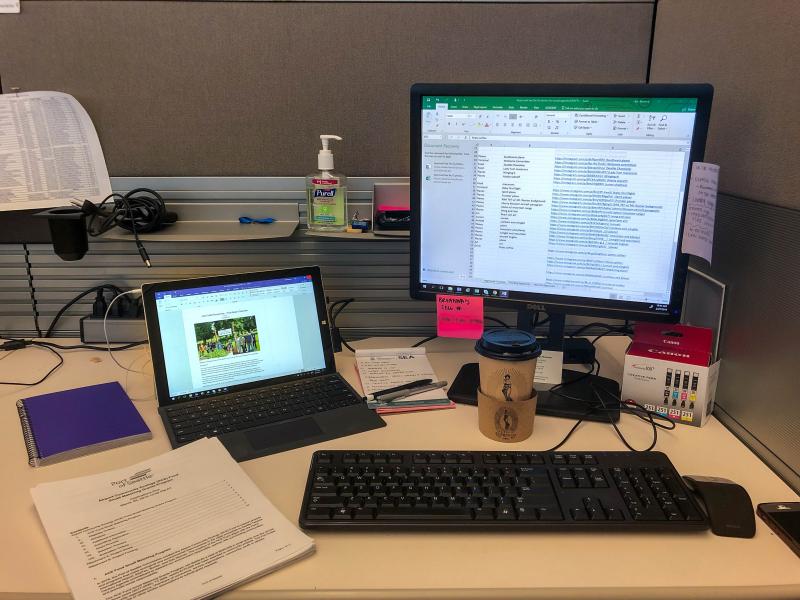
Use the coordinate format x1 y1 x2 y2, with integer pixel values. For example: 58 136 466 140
409 82 714 323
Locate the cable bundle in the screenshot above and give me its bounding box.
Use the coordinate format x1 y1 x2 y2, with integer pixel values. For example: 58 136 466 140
80 188 177 267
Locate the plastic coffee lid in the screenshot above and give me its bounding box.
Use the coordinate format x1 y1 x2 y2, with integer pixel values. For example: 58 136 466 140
475 329 542 361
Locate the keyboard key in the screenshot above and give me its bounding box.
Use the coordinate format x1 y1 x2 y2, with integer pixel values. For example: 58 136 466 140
570 507 589 521
376 507 471 520
515 506 537 520
353 508 375 520
310 496 346 508
306 507 331 520
473 507 495 520
536 506 563 521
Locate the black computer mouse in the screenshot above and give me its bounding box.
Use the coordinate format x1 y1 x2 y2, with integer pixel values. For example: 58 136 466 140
683 475 756 538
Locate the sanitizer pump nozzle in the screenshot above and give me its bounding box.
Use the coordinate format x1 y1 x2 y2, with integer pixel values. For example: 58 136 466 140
318 135 342 170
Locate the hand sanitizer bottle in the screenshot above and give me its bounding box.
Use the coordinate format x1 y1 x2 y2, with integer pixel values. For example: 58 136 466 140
306 135 347 231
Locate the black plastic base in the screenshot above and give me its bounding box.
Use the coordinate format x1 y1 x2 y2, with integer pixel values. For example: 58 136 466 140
447 362 620 423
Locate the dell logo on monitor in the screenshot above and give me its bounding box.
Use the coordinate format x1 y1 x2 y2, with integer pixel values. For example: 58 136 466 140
525 303 547 312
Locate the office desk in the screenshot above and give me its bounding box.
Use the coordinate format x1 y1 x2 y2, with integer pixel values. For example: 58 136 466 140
1 337 799 599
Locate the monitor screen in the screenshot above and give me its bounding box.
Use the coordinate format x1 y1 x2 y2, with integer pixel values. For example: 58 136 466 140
410 84 713 322
150 274 328 402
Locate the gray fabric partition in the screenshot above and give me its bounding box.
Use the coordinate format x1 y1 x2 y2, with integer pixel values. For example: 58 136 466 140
0 1 653 177
650 0 800 210
650 0 800 491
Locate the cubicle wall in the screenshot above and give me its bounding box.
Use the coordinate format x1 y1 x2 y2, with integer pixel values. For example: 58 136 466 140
0 0 654 338
651 0 800 490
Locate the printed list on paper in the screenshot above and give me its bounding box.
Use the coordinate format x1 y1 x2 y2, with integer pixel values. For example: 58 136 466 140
681 162 719 265
30 437 314 600
0 91 111 211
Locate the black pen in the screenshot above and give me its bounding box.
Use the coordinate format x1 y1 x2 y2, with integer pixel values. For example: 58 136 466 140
372 379 433 400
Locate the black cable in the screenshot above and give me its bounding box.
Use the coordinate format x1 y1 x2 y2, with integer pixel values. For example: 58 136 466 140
328 298 356 353
591 381 659 452
21 243 42 337
45 284 123 338
36 340 147 352
542 414 589 452
484 316 509 328
570 321 633 339
412 335 438 348
542 351 674 452
0 342 63 386
84 188 175 267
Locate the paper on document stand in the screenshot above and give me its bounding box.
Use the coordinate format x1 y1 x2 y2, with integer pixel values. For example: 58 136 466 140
0 91 111 211
0 0 20 13
31 437 314 600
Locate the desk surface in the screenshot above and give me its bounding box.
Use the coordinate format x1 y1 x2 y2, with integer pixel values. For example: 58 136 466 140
1 337 799 600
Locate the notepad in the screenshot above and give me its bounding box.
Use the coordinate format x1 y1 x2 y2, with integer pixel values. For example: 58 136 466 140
17 381 151 467
355 347 454 412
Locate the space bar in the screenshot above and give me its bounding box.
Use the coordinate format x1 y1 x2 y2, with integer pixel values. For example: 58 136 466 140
376 507 472 520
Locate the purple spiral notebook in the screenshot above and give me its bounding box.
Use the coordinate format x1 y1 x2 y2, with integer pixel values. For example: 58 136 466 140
16 381 152 467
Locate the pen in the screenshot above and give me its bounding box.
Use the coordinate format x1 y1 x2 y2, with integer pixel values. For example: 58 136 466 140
372 379 432 399
372 380 448 403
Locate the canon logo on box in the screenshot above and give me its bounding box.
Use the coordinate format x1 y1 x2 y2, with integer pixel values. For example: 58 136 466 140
647 348 690 359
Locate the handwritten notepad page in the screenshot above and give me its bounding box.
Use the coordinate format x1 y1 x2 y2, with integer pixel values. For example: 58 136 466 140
681 162 719 264
355 347 447 406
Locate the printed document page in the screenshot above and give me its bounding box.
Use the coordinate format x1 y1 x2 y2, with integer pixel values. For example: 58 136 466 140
31 437 314 600
0 91 112 211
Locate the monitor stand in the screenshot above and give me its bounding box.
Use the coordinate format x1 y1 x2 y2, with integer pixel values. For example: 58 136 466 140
447 311 621 423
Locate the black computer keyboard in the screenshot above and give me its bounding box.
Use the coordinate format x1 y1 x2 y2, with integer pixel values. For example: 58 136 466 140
163 375 362 445
299 450 709 530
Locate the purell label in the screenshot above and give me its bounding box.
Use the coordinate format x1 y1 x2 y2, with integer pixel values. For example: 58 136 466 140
313 188 337 198
312 178 338 185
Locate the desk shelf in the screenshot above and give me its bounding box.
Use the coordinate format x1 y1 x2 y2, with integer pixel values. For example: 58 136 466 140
99 202 299 242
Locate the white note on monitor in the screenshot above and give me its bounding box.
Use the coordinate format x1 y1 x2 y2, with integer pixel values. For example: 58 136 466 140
681 162 719 265
0 91 112 211
30 437 314 600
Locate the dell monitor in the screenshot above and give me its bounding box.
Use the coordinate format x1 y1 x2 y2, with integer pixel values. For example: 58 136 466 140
410 83 713 420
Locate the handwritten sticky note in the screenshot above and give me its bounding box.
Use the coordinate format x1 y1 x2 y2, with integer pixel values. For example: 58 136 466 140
681 162 719 265
436 294 484 339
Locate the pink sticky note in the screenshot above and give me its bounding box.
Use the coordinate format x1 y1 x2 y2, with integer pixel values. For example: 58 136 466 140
436 294 484 339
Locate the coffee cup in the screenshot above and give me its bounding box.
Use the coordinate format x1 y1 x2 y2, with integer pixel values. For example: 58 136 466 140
475 329 542 402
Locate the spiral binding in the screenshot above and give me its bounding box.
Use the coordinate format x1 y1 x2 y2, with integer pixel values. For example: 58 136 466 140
16 399 41 467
